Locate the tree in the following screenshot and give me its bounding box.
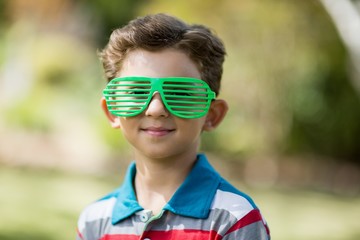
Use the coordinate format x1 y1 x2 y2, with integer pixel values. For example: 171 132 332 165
320 0 360 96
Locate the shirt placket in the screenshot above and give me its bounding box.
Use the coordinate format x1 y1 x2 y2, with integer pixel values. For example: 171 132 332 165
138 210 165 240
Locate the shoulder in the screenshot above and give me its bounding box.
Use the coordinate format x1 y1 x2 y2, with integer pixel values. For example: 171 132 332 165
211 178 258 218
211 178 270 239
77 192 117 232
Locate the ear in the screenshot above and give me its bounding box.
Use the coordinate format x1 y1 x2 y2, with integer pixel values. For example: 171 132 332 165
100 97 121 129
202 99 228 132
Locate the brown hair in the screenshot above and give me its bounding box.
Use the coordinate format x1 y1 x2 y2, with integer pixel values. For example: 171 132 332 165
99 13 226 95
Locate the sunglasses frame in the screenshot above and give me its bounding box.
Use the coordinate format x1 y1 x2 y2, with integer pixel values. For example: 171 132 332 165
103 76 216 119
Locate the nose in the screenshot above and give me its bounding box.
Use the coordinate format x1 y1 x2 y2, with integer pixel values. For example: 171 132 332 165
145 92 169 118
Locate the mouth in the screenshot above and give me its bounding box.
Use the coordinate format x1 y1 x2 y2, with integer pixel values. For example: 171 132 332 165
141 126 175 137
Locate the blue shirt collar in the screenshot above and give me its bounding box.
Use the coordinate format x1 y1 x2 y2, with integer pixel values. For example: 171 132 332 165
112 154 221 224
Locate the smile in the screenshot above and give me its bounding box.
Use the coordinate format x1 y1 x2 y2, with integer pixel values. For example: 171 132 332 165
141 127 175 137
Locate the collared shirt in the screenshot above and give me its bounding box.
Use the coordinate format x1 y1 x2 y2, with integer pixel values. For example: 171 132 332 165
77 154 270 240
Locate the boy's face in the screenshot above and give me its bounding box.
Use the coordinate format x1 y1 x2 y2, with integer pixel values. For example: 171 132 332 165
102 48 226 160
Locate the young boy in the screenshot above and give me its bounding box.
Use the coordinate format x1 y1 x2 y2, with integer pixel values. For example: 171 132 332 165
77 13 270 240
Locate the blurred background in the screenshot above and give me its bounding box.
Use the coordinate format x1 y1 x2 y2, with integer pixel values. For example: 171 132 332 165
0 0 360 239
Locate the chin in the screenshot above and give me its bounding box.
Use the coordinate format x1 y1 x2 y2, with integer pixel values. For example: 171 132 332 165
144 152 174 160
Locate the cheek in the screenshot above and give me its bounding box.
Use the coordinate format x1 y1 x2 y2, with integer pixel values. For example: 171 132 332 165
179 119 206 136
119 118 137 136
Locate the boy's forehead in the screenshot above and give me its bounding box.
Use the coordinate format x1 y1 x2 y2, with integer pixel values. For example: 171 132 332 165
119 48 202 80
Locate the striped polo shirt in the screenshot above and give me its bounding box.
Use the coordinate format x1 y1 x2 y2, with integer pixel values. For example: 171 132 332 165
77 154 270 240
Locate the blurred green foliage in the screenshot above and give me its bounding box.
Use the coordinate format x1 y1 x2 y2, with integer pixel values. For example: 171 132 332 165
79 0 146 47
0 0 359 164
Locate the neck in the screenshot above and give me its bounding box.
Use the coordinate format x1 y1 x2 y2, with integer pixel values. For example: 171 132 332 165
133 152 197 215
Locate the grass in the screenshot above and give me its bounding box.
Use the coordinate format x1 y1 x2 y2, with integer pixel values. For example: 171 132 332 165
0 165 359 240
0 166 117 240
249 187 360 240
